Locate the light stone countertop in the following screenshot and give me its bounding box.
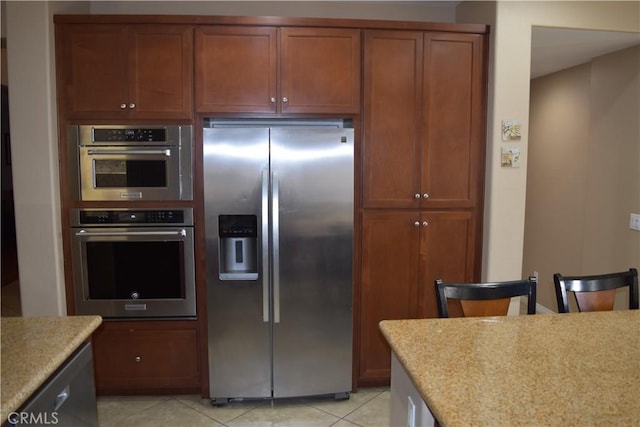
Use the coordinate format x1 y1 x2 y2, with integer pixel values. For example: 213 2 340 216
1 315 102 422
380 310 640 427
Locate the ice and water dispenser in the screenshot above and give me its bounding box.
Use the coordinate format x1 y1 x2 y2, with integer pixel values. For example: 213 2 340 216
218 215 258 280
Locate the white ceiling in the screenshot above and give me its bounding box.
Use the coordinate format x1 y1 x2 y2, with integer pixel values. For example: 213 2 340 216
530 27 640 79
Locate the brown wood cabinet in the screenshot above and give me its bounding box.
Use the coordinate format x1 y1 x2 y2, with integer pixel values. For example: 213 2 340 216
358 30 486 386
92 321 200 395
362 31 423 209
195 26 360 114
56 24 193 120
359 210 419 384
359 210 478 385
362 31 485 209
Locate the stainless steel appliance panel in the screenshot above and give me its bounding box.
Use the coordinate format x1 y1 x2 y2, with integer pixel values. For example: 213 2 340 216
12 343 97 427
204 121 353 401
78 146 181 200
69 124 193 201
204 127 271 399
270 127 353 398
70 208 196 319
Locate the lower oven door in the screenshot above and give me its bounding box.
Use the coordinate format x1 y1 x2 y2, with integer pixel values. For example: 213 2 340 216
79 146 183 201
71 226 196 318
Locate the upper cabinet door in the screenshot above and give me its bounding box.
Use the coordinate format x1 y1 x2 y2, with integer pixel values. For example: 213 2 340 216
128 25 194 120
57 24 129 120
421 33 485 208
279 27 360 114
196 26 359 114
362 30 423 209
57 24 193 120
195 26 277 113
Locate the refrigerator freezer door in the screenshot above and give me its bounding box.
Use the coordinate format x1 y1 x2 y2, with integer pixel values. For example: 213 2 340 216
204 127 271 399
270 127 354 398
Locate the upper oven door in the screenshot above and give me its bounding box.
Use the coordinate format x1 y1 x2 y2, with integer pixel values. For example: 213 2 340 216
79 146 181 201
71 226 196 318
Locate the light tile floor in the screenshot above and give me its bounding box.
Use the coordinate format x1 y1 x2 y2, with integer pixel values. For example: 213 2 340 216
1 283 391 426
97 387 390 427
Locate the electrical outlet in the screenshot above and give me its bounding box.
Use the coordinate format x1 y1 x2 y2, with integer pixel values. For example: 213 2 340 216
407 396 416 427
630 213 640 231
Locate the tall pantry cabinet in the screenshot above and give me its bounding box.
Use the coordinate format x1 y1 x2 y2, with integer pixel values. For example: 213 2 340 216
358 30 486 386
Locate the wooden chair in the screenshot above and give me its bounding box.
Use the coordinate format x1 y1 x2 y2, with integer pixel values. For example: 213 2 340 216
553 268 639 313
435 277 537 318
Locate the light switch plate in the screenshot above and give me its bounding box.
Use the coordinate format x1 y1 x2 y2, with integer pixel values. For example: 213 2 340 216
630 213 640 231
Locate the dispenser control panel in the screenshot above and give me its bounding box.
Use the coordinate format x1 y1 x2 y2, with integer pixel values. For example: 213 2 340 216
219 215 257 238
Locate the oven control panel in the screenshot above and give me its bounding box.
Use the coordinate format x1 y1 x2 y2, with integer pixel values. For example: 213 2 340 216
71 208 194 226
92 128 167 143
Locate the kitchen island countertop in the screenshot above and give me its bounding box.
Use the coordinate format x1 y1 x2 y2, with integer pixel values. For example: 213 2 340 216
1 315 102 422
380 310 640 426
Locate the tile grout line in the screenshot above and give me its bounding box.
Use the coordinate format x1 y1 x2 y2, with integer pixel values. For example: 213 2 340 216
172 397 228 426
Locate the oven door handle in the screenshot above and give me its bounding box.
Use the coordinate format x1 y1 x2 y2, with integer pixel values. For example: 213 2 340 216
86 149 171 156
75 229 187 237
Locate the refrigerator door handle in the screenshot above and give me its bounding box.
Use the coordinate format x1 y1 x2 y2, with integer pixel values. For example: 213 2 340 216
272 171 281 324
262 168 270 323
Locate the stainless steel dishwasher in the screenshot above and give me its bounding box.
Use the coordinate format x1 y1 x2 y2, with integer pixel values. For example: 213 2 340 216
8 342 98 427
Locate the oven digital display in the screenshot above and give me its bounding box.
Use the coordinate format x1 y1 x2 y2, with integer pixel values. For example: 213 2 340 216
118 212 145 223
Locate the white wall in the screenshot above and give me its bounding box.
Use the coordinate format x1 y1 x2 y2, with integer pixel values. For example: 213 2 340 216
526 46 640 311
456 1 640 308
88 1 457 22
5 1 89 316
584 46 640 273
525 63 591 309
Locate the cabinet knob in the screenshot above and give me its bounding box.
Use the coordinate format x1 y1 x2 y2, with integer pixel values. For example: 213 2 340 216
135 356 141 363
423 193 429 199
282 97 288 103
270 97 276 103
414 193 421 199
422 221 429 227
120 103 127 109
129 103 136 109
414 221 420 228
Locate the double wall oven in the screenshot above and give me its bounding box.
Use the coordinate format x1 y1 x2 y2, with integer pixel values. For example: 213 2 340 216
67 125 196 319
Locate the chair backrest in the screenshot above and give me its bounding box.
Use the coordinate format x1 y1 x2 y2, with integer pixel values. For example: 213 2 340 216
435 277 537 318
553 268 639 313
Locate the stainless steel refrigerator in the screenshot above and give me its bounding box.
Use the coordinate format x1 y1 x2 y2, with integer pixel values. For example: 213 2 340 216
203 119 353 402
